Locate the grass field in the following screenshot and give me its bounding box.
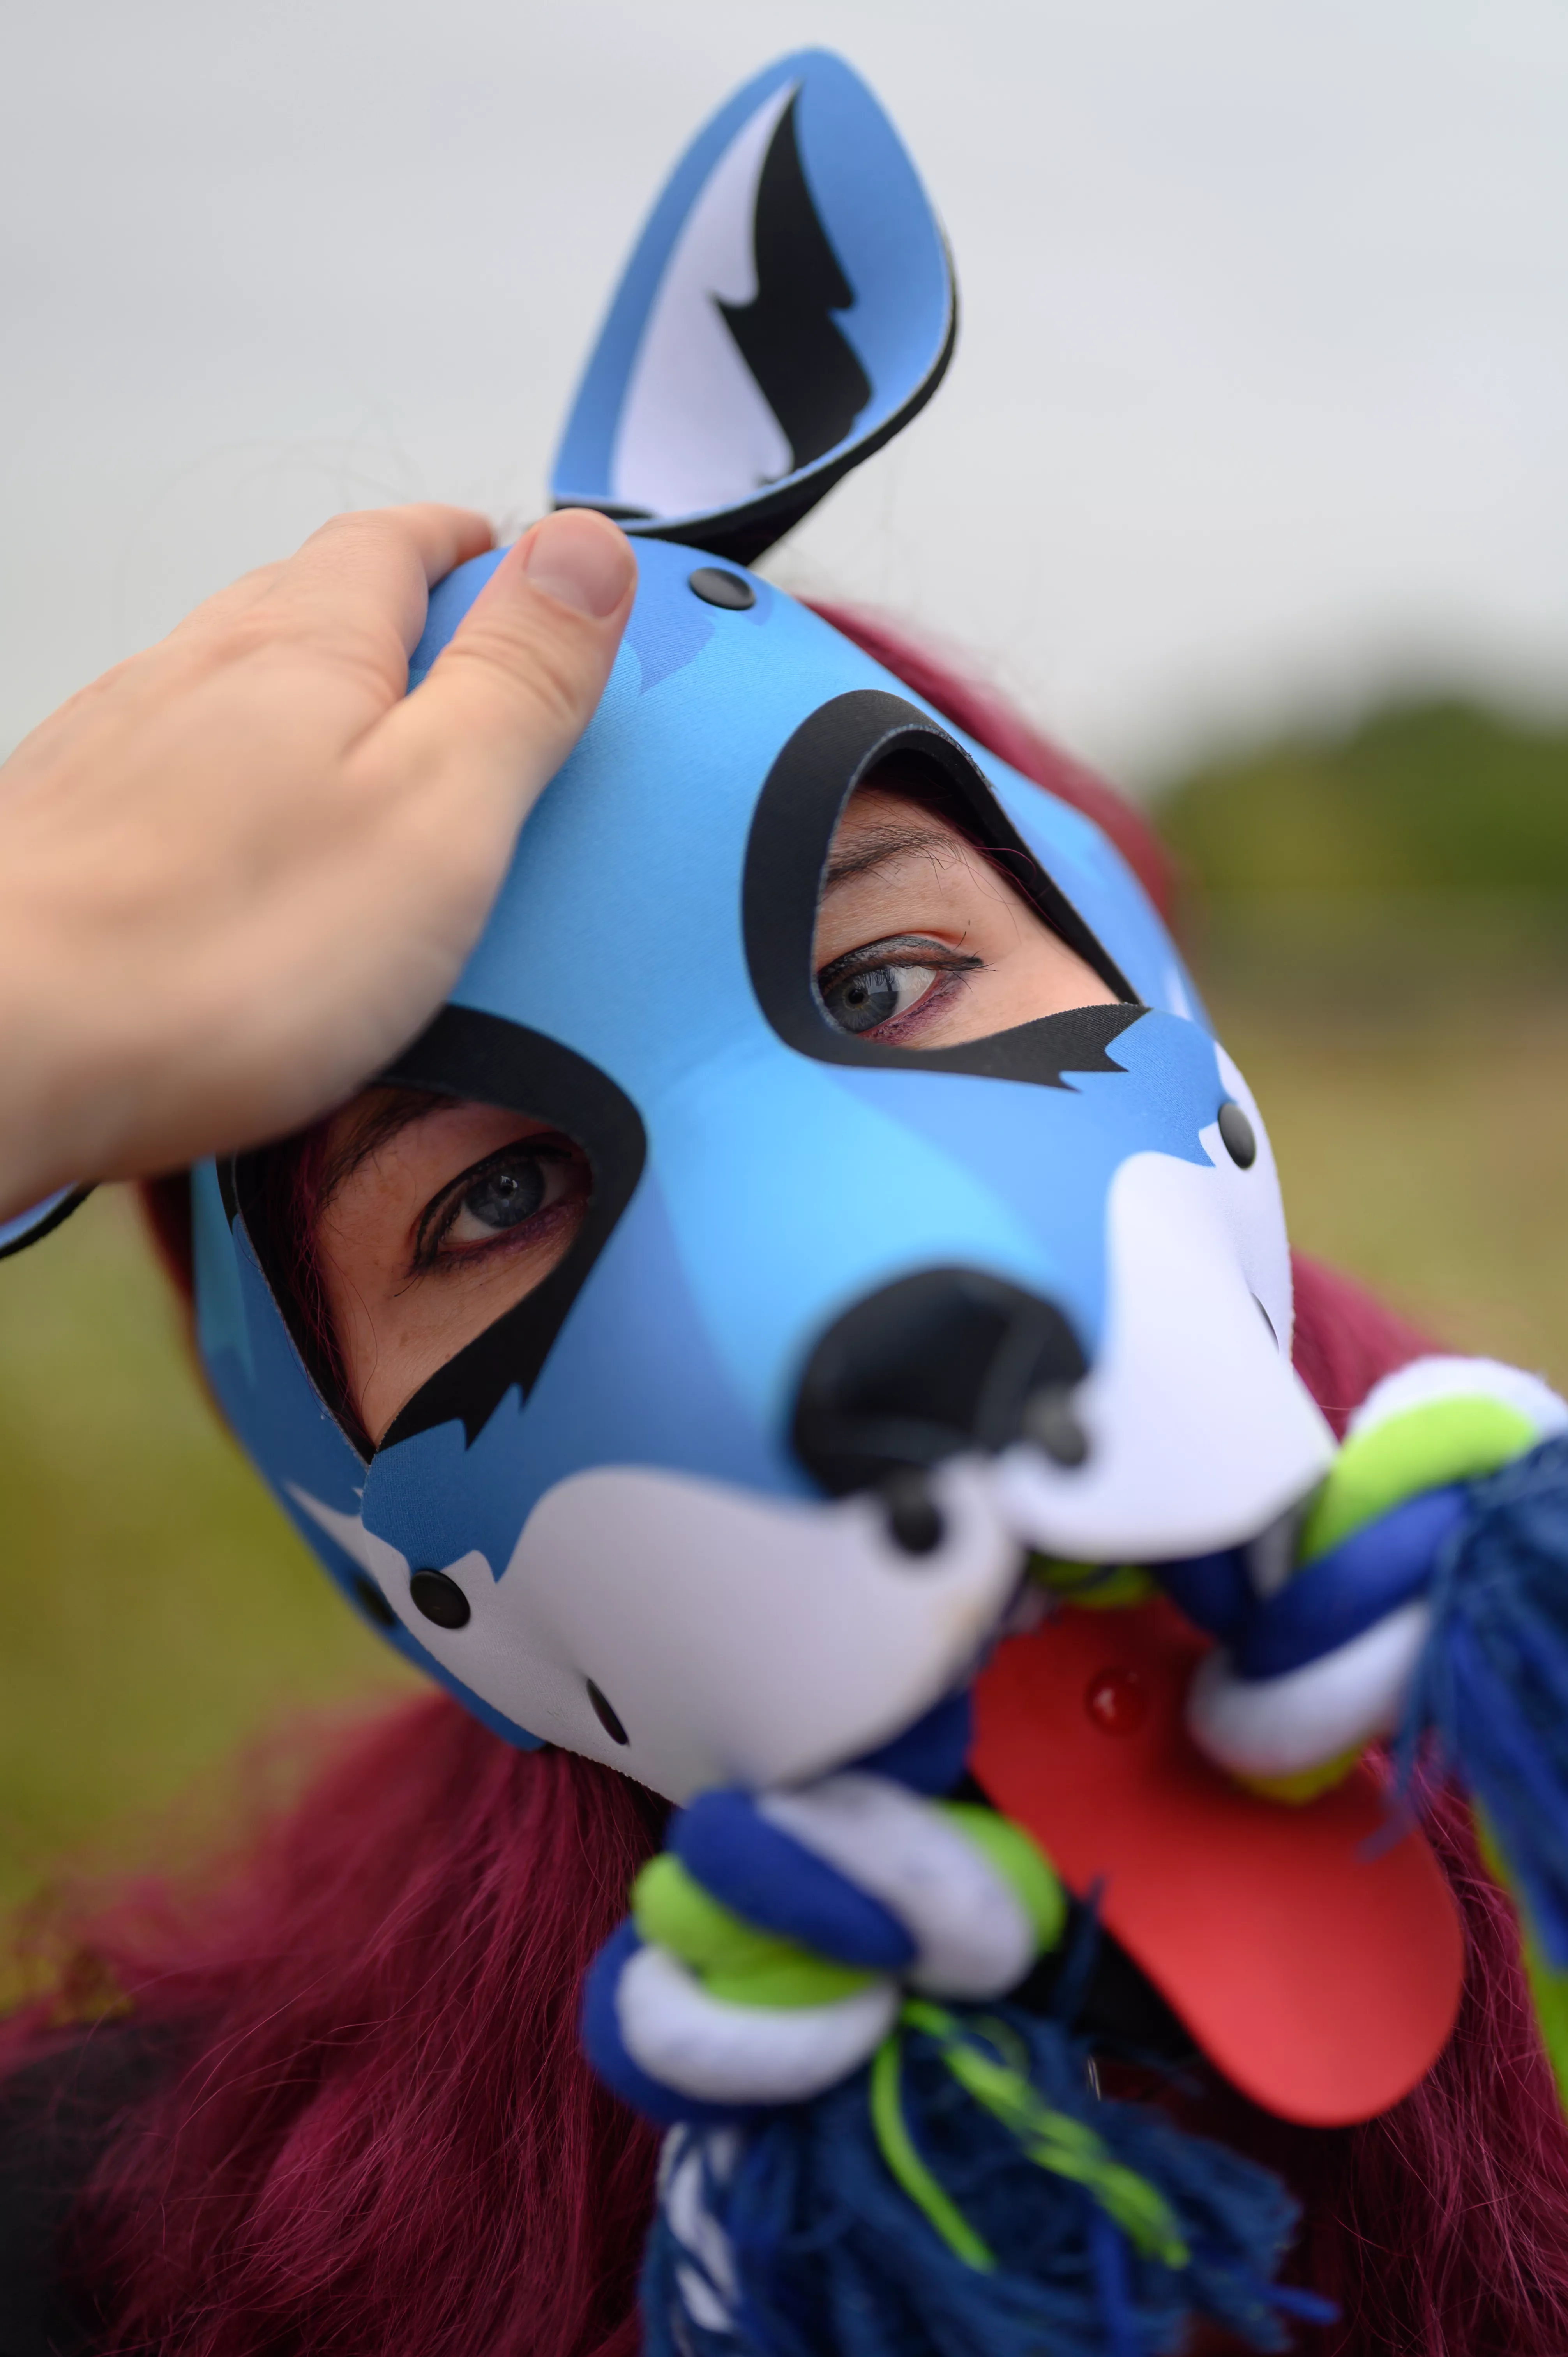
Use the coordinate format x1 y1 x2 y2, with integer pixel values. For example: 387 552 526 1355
0 1189 414 1912
1 900 1565 1910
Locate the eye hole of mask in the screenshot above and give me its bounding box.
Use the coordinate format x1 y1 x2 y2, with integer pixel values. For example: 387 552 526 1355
233 1017 646 1458
810 761 1118 1053
746 689 1142 1085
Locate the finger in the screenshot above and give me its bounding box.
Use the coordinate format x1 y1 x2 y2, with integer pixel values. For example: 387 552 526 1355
173 560 290 636
258 503 499 659
367 508 635 842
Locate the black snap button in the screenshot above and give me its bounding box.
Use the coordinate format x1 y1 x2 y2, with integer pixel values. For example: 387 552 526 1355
586 1679 630 1744
1023 1386 1090 1468
409 1569 472 1629
1217 1101 1257 1169
688 566 756 610
880 1470 946 1557
350 1573 398 1632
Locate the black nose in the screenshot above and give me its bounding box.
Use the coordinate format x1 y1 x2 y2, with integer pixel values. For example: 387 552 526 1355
791 1267 1089 1498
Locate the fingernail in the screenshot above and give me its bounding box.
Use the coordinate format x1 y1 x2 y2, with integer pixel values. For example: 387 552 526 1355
519 510 634 620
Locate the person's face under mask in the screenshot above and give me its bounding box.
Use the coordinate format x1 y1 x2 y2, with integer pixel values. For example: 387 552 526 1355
313 772 1116 1445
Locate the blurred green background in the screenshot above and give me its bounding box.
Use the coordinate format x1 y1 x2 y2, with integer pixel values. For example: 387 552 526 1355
2 694 1566 1909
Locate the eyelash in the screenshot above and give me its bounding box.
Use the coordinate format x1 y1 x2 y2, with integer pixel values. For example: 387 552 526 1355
814 935 983 1042
410 1137 581 1275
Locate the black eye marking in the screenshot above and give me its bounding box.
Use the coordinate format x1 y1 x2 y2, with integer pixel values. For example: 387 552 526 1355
409 1569 473 1630
744 690 1141 1087
375 1011 647 1454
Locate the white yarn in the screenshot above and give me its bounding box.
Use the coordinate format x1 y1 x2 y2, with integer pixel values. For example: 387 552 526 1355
616 1943 898 2106
759 1772 1038 1998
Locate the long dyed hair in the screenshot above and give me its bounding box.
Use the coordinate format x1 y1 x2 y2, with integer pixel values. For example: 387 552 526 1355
12 614 1568 2357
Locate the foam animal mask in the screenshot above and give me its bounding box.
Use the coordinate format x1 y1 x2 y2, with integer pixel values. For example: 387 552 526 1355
191 51 1335 1806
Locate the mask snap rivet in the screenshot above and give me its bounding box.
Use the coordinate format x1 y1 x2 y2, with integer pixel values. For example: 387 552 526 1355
1023 1387 1089 1468
409 1569 472 1629
880 1471 946 1556
1218 1101 1257 1169
587 1680 630 1744
688 565 756 610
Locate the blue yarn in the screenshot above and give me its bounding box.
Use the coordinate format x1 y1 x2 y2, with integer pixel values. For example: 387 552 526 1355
1406 1433 1568 1966
1236 1484 1466 1678
675 1791 917 1970
641 2002 1324 2357
1152 1548 1251 1641
855 1691 974 1795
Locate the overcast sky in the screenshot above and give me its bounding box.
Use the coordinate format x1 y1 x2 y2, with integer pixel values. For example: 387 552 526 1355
4 0 1566 784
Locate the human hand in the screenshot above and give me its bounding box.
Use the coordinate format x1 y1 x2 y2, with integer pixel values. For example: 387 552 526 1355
0 502 635 1218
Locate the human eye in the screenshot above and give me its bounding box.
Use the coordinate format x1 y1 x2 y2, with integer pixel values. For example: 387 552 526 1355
415 1137 585 1268
815 935 982 1042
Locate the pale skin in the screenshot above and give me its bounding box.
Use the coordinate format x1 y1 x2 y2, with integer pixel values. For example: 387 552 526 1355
0 502 636 1217
318 778 1118 1444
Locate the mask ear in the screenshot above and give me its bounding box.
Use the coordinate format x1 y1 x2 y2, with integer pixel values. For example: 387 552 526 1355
550 49 956 568
0 1184 92 1259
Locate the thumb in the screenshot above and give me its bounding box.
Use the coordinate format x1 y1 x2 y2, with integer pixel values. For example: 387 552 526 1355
371 507 636 832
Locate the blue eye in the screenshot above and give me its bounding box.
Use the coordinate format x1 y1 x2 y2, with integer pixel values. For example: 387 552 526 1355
463 1159 545 1230
444 1150 572 1247
821 962 939 1035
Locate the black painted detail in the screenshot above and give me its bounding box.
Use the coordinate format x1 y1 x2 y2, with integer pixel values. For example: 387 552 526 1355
688 565 757 610
0 1184 95 1262
794 1266 1088 1497
1022 1385 1090 1469
350 1573 398 1631
376 1009 647 1451
1218 1100 1257 1169
743 688 1140 1083
410 1569 472 1629
587 1679 630 1745
880 1469 946 1556
718 95 871 475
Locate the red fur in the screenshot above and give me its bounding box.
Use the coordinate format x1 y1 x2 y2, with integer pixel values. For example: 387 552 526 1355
13 1707 666 2357
12 625 1566 2354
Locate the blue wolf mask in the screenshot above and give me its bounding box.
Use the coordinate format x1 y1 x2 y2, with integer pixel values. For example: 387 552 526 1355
190 51 1332 1803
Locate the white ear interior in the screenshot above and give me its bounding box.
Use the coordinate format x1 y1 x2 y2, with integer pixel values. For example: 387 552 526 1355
611 81 797 518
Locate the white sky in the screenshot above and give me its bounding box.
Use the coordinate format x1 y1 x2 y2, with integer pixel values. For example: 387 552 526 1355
3 0 1566 786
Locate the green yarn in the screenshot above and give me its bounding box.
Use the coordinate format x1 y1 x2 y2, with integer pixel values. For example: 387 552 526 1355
1475 1809 1568 2118
631 1853 877 2008
937 1803 1068 1954
1301 1396 1535 1563
1031 1555 1157 1608
870 2033 997 2270
891 2001 1190 2269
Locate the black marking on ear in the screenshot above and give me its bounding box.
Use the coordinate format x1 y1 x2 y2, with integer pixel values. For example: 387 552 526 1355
718 94 871 475
743 688 1141 1083
376 1011 647 1452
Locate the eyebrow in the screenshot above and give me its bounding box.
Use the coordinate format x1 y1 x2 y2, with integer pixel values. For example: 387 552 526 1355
819 820 961 896
318 1089 452 1214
